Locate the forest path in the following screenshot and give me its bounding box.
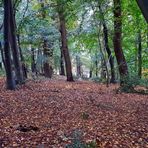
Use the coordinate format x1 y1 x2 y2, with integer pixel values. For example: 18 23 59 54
0 78 147 147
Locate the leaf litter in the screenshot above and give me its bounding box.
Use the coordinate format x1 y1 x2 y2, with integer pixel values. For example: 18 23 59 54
0 78 147 147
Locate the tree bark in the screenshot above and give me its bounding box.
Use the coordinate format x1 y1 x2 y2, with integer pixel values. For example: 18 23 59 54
0 42 6 68
95 57 98 77
17 34 27 79
113 0 128 84
99 5 116 83
76 54 81 78
9 0 24 84
137 30 142 78
40 1 53 78
31 48 36 73
58 6 73 81
4 0 16 90
60 49 65 76
43 40 53 78
89 70 92 78
103 24 116 83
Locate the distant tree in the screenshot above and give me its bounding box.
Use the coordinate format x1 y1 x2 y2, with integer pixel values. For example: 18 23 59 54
76 54 82 78
137 29 142 78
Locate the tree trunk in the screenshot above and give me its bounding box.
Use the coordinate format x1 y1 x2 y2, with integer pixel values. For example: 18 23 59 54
43 40 53 78
89 70 92 78
0 41 6 68
137 30 142 78
103 24 116 83
60 49 65 76
4 0 16 90
17 34 27 79
101 60 106 80
31 48 36 73
58 7 73 81
76 54 81 78
89 61 93 78
99 5 116 83
113 0 128 85
39 1 53 78
9 0 24 84
95 58 98 77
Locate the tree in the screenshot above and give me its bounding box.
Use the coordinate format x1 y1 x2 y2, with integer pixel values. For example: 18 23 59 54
9 0 24 84
137 29 142 78
60 49 65 76
76 54 82 78
98 4 116 83
136 0 148 22
113 0 128 85
3 0 16 90
40 0 53 78
57 1 74 81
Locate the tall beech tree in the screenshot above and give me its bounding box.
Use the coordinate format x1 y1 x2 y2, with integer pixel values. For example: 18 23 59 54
57 2 73 81
98 4 116 83
9 0 24 84
4 0 16 90
113 0 128 85
40 0 53 78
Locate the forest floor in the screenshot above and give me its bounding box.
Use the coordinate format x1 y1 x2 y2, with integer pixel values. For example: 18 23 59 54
0 77 148 147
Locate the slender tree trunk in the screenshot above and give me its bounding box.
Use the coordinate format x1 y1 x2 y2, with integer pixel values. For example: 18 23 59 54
137 30 142 78
99 5 116 83
58 7 73 81
43 40 53 78
101 60 107 80
17 34 24 62
17 34 27 79
89 61 93 78
95 58 98 77
0 42 6 68
98 35 110 87
113 0 128 85
102 22 115 82
9 0 24 84
31 48 36 73
89 70 92 78
76 54 81 78
4 0 15 90
103 24 115 83
60 49 65 75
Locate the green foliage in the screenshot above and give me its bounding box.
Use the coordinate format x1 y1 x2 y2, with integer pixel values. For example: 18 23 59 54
122 75 140 90
139 78 148 88
0 0 147 85
120 73 148 93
